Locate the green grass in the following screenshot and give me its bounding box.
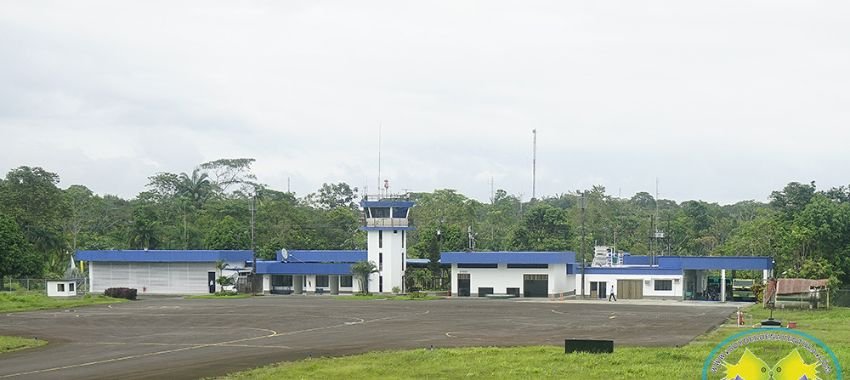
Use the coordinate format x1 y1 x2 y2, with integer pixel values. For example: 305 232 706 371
0 335 47 354
0 293 126 313
220 306 850 379
334 294 443 301
185 293 253 299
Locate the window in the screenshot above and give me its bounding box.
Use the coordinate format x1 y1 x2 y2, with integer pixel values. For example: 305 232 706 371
523 274 548 281
654 280 673 291
391 207 409 218
401 231 405 248
379 230 383 248
272 275 292 287
379 252 383 271
506 288 520 297
316 275 329 288
57 283 65 292
507 264 548 269
371 207 390 218
340 275 353 287
379 276 383 293
457 263 498 269
68 283 75 292
478 287 494 297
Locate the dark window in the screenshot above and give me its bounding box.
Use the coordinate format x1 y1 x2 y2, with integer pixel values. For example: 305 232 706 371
478 287 494 297
57 283 65 292
507 264 549 269
401 231 405 248
379 276 383 293
506 288 520 297
392 207 409 218
371 207 390 218
379 230 383 248
379 252 383 271
272 275 292 287
68 283 75 292
340 275 353 287
654 280 673 291
316 275 329 288
457 263 498 269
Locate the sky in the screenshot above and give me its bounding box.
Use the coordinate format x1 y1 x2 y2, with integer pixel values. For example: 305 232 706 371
1 1 849 204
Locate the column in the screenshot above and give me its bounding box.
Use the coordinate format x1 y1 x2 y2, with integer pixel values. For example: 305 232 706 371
262 275 271 294
763 269 768 282
720 269 726 303
293 275 304 294
330 275 340 295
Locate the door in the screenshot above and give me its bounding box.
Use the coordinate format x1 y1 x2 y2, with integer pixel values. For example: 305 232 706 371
523 274 548 298
208 271 216 293
616 279 643 299
457 274 470 297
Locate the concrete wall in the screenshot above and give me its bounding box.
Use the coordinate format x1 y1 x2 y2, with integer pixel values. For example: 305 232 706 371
90 261 243 295
451 263 572 297
577 273 684 299
47 281 76 297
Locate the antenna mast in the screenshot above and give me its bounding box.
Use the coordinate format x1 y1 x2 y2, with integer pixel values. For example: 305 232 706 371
532 129 537 200
377 123 382 192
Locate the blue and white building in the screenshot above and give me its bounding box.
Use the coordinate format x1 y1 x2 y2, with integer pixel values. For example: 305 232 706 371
441 251 576 298
256 250 363 294
75 250 253 295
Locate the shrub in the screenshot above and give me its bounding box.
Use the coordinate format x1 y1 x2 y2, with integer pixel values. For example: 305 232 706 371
392 286 401 294
408 291 428 299
104 287 137 300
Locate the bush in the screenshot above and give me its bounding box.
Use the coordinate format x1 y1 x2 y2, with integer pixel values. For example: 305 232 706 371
392 286 401 294
408 291 428 299
104 287 137 300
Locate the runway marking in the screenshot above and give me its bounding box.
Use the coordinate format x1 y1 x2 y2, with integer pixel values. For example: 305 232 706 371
0 309 431 378
551 309 566 315
445 332 457 338
73 342 292 349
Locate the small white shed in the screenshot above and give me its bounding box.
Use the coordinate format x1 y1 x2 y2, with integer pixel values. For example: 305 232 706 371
47 280 77 297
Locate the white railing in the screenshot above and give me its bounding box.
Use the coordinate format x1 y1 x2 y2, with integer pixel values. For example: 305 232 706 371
364 218 410 228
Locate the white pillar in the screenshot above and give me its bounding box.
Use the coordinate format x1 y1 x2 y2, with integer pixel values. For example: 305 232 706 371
262 275 271 294
763 269 768 282
721 269 726 303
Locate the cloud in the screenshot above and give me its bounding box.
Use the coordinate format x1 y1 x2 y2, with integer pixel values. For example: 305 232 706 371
1 1 849 204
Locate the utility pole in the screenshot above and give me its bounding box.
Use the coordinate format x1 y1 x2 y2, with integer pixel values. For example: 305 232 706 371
532 129 537 200
580 191 587 299
250 190 257 293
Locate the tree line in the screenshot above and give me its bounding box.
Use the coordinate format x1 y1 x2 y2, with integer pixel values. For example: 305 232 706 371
0 160 847 288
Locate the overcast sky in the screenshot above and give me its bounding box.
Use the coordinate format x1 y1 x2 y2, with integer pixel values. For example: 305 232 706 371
2 1 849 204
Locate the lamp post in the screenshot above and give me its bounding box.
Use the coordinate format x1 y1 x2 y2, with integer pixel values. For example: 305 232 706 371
580 191 587 299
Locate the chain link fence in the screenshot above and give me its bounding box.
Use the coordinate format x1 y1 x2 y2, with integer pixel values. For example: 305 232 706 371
1 278 89 295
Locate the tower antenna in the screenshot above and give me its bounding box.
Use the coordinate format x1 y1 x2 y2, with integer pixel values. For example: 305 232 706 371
532 129 537 200
377 122 382 194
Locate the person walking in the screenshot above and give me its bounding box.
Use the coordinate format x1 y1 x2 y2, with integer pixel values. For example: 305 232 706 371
608 284 617 301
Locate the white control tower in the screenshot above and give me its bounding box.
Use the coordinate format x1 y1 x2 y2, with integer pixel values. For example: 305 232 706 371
360 193 414 293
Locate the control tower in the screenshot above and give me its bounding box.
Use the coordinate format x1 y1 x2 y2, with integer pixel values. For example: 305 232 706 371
360 192 415 293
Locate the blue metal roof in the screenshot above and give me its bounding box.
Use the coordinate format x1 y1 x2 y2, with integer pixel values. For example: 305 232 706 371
277 250 366 263
658 256 773 271
255 262 354 275
585 267 683 275
441 251 576 264
360 200 415 208
75 250 254 263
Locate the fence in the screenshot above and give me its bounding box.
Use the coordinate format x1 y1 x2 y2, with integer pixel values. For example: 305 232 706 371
1 278 89 295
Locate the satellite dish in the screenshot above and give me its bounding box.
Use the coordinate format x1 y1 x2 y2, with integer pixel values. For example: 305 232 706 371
281 249 289 261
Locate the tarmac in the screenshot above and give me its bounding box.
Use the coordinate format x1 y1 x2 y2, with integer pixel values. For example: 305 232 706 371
0 295 738 379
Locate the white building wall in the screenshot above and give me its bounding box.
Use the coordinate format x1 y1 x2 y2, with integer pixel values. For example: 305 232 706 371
453 263 571 297
47 281 76 297
89 261 243 295
577 273 684 298
367 229 406 293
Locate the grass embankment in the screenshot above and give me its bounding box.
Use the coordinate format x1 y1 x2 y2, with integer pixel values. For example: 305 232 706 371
220 306 850 379
0 293 126 313
0 336 46 354
185 293 253 300
335 293 442 301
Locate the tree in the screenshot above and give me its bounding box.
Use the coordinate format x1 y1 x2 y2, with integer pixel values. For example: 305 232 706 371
350 260 378 294
509 203 571 251
0 214 42 280
215 260 234 293
308 183 359 210
200 158 257 195
204 216 249 250
176 168 215 210
0 166 68 255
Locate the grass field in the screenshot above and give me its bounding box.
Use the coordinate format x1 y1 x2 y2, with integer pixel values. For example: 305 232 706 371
220 306 850 379
334 294 443 301
0 336 47 355
0 293 126 313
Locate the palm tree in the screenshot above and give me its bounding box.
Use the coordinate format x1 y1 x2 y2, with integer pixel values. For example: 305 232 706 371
177 168 214 210
350 260 378 294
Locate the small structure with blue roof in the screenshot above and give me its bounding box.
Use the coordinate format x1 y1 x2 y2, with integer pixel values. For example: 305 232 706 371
440 251 577 298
